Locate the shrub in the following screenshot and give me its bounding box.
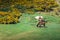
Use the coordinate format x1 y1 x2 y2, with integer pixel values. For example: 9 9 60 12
0 8 22 24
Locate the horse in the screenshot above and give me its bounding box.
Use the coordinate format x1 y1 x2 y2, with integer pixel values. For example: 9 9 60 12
35 16 47 27
37 19 46 27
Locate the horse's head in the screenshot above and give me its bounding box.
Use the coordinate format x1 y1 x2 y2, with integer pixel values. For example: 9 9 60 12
35 16 43 20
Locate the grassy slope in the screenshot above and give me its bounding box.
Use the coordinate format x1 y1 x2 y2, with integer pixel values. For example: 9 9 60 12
0 13 60 40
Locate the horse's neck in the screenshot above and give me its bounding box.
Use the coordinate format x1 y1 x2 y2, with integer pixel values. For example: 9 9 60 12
39 19 44 22
39 19 42 21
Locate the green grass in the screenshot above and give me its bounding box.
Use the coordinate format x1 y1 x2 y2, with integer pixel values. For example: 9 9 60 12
0 13 60 40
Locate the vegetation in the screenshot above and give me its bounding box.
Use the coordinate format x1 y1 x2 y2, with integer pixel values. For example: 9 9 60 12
0 13 60 40
0 0 60 40
0 0 58 12
0 8 22 24
0 0 59 24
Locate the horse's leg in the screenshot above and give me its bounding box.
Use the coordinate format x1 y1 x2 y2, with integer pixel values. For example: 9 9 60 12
43 23 45 27
36 24 38 27
37 22 40 27
38 22 43 27
39 24 41 27
36 23 39 27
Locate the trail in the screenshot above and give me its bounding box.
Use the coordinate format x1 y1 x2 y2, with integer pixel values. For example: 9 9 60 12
3 30 34 40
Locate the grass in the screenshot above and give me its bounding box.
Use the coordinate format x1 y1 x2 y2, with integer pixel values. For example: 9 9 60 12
0 13 60 40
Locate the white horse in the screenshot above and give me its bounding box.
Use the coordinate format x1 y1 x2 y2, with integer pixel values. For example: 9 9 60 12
35 16 46 27
35 16 43 20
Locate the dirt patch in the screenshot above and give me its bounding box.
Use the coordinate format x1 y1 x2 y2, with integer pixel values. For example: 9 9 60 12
4 30 34 40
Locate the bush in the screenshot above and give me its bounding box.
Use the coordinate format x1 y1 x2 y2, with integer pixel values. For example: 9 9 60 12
33 0 58 12
0 8 22 24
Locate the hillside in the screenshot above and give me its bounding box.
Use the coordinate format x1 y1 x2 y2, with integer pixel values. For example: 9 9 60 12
0 0 60 40
0 0 59 24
